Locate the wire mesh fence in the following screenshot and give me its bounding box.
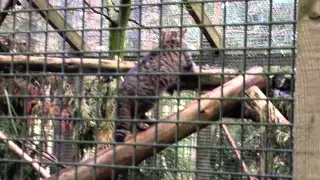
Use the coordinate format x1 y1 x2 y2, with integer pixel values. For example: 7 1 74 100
0 0 295 179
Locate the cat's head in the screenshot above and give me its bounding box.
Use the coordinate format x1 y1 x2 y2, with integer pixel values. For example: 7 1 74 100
159 28 188 48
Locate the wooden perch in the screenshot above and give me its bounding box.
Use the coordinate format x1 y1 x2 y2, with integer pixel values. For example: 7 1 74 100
45 66 267 180
223 86 291 124
183 0 222 50
0 55 239 90
0 131 50 178
167 66 239 92
0 55 136 72
29 0 91 53
244 86 290 124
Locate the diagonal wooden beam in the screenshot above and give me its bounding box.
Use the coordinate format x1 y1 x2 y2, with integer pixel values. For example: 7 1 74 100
29 0 91 54
183 0 222 50
0 0 20 26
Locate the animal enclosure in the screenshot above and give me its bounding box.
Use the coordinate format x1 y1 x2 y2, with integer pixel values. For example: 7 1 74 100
0 0 296 180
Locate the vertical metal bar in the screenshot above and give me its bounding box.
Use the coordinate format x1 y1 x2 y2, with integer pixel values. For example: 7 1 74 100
174 2 185 180
113 1 121 179
92 0 105 179
93 0 105 179
132 4 140 180
241 0 248 177
72 1 86 179
132 0 142 179
289 0 297 177
41 0 50 176
151 1 163 179
7 1 18 179
196 1 206 180
21 0 30 179
264 0 273 178
219 1 227 179
55 0 68 178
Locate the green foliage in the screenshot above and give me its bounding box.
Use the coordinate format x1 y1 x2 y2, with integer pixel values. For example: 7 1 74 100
76 76 118 158
206 118 291 179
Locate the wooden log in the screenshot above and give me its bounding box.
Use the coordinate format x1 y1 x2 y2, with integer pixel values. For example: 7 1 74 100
244 86 290 124
0 55 294 93
45 66 267 180
0 55 239 90
0 55 136 72
182 0 221 49
0 0 18 26
224 87 291 124
29 0 91 53
0 131 51 178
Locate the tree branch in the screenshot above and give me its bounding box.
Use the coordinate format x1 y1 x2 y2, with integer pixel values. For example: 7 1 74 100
0 131 51 178
128 18 145 27
84 0 146 28
84 0 116 24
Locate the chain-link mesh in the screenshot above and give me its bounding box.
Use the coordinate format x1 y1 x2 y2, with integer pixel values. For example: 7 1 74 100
0 0 295 179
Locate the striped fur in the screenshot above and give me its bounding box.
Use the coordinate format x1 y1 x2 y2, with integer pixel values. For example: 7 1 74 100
114 28 196 142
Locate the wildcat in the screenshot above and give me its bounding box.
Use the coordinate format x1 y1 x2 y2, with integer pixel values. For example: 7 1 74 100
114 28 197 142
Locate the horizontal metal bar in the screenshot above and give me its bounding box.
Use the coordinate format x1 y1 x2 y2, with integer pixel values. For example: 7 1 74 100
0 46 296 56
0 159 292 179
0 94 295 101
0 138 293 152
0 21 296 34
0 115 293 126
0 0 294 13
0 71 295 76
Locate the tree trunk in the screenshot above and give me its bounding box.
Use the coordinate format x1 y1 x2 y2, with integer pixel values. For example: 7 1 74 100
108 0 132 58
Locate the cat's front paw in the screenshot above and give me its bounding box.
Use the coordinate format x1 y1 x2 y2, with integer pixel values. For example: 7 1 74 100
137 122 150 131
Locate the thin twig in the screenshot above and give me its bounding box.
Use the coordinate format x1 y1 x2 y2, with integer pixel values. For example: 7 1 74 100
128 18 146 28
110 0 141 11
222 123 259 180
22 142 66 168
4 89 18 135
0 131 51 178
110 1 145 27
84 0 115 23
85 0 145 27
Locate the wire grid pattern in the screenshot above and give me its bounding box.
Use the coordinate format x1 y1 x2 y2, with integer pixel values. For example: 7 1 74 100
0 0 295 180
0 0 295 56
